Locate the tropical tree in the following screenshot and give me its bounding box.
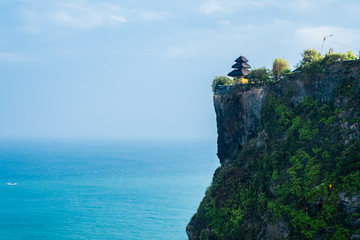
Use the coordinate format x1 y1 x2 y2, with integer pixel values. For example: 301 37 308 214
247 67 272 85
322 50 357 65
211 76 234 93
298 49 323 68
345 50 357 60
272 58 290 81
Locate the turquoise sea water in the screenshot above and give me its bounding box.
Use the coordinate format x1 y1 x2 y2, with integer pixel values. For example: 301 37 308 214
0 140 219 240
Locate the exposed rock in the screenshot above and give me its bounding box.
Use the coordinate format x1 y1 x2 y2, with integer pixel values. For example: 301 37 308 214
214 60 360 165
214 85 264 163
340 192 360 215
260 218 289 240
188 60 360 239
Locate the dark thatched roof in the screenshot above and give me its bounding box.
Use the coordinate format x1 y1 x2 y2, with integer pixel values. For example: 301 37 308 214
232 62 251 69
227 68 251 77
235 55 248 63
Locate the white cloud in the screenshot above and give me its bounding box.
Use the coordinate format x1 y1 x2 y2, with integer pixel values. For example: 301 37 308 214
201 1 224 14
217 20 231 26
294 26 360 53
0 52 38 62
200 0 276 14
51 10 104 29
162 26 251 59
198 0 340 16
20 0 128 31
51 2 127 29
288 0 312 11
135 10 169 21
110 15 127 23
19 1 172 31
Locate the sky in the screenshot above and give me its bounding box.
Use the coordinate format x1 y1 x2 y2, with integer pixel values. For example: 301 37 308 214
1 0 360 141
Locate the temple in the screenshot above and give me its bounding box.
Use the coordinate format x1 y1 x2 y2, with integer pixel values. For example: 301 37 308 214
228 55 251 84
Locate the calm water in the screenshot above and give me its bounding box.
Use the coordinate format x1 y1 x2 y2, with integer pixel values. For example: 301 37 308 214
0 140 219 240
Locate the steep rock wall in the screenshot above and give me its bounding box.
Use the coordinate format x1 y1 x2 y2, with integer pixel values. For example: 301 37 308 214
214 60 360 165
214 86 264 163
188 60 360 240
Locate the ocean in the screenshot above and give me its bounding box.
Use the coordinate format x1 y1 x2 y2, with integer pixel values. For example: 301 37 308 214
0 140 219 240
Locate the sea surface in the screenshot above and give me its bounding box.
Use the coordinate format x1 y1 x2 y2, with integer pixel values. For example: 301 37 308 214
0 140 219 240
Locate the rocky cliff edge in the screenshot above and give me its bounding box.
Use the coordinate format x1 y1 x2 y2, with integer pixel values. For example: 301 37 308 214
187 59 360 240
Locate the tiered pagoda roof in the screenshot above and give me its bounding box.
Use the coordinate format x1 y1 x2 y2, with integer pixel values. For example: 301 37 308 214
228 55 251 78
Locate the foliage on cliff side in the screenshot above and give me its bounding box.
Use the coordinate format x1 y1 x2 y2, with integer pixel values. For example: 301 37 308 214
212 76 234 93
298 49 356 74
189 59 360 240
272 58 291 81
247 67 272 85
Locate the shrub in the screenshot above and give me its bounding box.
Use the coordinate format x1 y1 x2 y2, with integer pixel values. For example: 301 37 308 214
247 67 272 84
272 58 290 81
323 51 356 65
298 49 323 68
346 50 357 60
279 68 292 79
211 76 234 93
301 50 357 75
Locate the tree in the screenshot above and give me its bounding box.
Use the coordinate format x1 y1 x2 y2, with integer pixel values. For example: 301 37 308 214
247 67 272 85
323 51 357 65
272 58 290 81
345 50 357 60
211 76 234 93
298 49 323 68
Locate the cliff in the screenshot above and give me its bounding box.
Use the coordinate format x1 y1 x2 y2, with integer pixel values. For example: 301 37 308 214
187 59 360 239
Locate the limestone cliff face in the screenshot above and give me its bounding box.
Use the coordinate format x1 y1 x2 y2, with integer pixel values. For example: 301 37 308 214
187 60 360 240
214 86 264 164
215 60 360 165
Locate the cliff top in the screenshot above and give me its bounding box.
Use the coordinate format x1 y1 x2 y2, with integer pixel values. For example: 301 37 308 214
188 54 360 240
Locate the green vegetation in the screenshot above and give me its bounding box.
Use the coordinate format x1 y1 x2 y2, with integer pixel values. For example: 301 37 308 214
195 95 360 239
272 58 291 81
298 49 357 75
193 53 360 239
298 49 323 68
247 67 272 85
213 50 357 92
212 75 234 93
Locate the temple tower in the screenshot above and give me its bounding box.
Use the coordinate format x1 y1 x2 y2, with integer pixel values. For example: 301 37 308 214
228 55 251 84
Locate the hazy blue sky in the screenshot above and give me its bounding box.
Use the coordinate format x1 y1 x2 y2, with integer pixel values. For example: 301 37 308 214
1 0 359 140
